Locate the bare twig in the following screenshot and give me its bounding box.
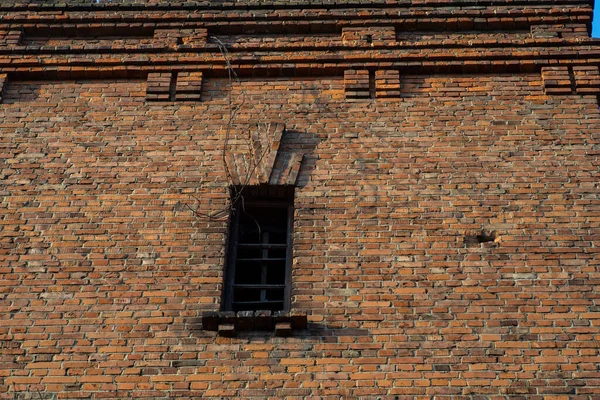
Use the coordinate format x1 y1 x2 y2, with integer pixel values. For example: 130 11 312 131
186 37 276 221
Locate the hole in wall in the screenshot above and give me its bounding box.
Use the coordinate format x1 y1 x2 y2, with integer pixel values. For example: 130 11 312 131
464 231 498 247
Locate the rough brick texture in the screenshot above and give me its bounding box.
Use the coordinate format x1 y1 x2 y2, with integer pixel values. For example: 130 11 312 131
174 71 203 101
146 72 173 101
0 73 8 103
541 66 574 95
375 69 401 99
344 69 371 100
1 1 600 399
342 26 396 45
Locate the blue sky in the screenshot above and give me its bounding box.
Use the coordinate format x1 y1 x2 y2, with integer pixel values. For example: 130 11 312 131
594 1 600 37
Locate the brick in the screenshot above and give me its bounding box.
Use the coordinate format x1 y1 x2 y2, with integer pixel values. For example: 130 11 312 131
274 322 292 337
1 2 600 399
375 69 401 99
342 26 396 45
573 66 600 94
217 324 235 337
344 69 371 100
175 71 203 101
0 73 7 103
155 28 208 49
0 28 22 47
146 72 174 101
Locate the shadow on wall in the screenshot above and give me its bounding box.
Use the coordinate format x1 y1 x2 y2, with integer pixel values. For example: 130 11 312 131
2 81 43 103
278 129 323 189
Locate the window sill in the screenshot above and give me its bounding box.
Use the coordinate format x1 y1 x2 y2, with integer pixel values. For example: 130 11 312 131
201 310 308 337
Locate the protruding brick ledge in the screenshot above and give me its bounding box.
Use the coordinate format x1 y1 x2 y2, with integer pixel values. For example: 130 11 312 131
175 71 203 101
541 66 572 95
344 69 370 100
202 310 308 337
146 71 204 101
345 69 402 100
573 66 600 95
542 65 600 95
0 28 22 47
146 72 173 101
375 69 401 99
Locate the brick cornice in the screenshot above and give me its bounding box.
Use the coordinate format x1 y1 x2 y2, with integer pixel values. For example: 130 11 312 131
2 37 598 55
1 8 591 26
0 2 597 79
0 0 592 12
3 44 600 79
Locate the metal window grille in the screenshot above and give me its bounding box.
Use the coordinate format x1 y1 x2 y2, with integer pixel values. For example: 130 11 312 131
223 186 294 312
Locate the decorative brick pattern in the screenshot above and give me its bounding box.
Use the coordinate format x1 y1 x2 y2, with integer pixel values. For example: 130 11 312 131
573 66 600 94
541 65 600 96
541 66 573 95
375 69 401 99
155 28 208 49
224 122 302 186
146 72 174 101
153 29 183 49
255 122 284 184
532 23 590 39
180 28 208 47
344 69 371 100
530 25 560 39
269 151 304 186
342 26 396 45
0 29 22 47
175 71 203 101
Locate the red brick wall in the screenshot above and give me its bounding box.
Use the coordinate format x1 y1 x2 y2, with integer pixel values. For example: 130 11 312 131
1 1 600 399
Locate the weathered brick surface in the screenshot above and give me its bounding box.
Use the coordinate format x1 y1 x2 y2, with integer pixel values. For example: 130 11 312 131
344 69 371 100
375 69 401 99
0 29 22 47
0 73 7 103
146 72 173 101
541 66 573 95
1 1 600 399
174 71 203 101
342 26 396 46
573 66 600 94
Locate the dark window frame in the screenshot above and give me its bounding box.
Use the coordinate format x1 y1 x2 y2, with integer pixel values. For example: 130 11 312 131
222 189 294 312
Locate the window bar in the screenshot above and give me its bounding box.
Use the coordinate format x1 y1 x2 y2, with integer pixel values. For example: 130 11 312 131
283 205 293 311
233 284 285 289
237 243 287 249
225 206 240 311
260 231 269 303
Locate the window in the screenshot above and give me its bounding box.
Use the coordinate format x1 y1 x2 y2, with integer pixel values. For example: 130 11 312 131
223 185 294 312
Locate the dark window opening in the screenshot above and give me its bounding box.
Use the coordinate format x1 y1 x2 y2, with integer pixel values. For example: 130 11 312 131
223 185 294 312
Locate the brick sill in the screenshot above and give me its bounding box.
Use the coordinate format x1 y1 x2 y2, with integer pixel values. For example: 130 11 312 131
202 310 308 337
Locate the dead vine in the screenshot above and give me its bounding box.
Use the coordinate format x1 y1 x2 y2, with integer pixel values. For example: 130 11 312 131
184 36 274 221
